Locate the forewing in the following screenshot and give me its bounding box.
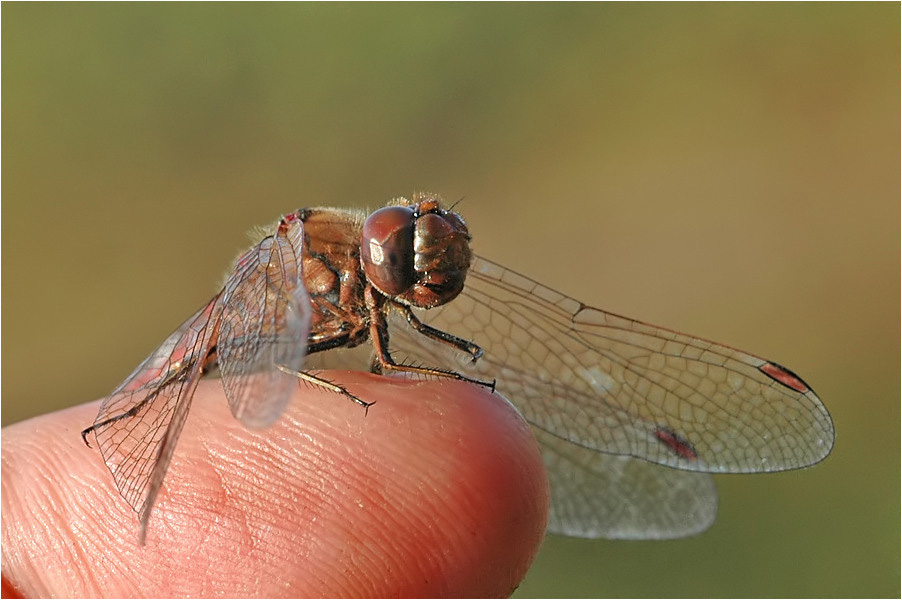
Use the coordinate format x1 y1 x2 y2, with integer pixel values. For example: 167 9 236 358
88 297 222 539
390 255 834 475
217 215 311 429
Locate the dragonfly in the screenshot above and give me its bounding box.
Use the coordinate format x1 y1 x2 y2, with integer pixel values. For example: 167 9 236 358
82 193 835 543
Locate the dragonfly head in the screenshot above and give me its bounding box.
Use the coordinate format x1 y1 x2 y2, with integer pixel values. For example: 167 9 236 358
361 194 472 309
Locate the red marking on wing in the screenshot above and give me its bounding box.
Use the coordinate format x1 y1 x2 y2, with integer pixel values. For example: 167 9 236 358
759 361 810 393
655 428 698 461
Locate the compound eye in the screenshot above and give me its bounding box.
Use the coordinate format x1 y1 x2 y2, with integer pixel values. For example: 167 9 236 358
361 205 416 296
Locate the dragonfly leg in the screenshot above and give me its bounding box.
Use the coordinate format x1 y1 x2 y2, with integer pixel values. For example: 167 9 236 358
80 362 195 448
366 290 495 392
80 426 94 448
277 365 374 411
378 359 496 392
394 303 484 362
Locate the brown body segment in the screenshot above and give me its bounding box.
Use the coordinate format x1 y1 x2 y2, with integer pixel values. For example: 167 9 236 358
296 207 370 354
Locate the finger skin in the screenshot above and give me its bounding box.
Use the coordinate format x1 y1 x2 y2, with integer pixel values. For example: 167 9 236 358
1 372 548 598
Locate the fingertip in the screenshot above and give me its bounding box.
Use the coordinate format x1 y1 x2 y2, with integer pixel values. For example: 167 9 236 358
202 372 549 597
320 373 549 597
2 373 549 598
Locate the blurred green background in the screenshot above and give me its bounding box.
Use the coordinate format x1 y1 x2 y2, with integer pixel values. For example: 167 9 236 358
3 3 898 597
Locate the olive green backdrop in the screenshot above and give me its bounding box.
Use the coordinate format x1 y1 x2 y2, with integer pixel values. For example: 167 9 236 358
3 4 898 597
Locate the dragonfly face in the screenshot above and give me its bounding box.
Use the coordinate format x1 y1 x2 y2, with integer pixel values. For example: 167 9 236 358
361 199 471 308
83 192 835 543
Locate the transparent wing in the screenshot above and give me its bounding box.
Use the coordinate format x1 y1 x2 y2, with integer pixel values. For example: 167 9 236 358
86 297 223 540
387 255 834 538
217 215 311 429
536 427 716 539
